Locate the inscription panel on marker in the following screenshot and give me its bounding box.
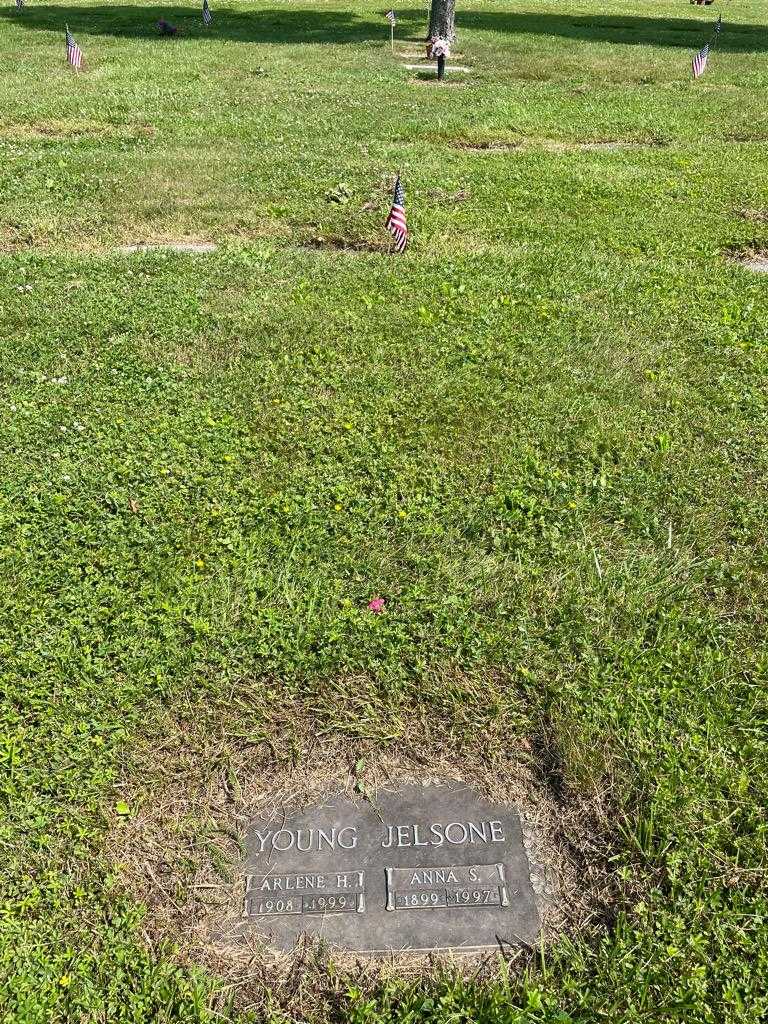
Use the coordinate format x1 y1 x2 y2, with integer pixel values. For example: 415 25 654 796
385 864 508 912
245 871 366 917
232 785 540 954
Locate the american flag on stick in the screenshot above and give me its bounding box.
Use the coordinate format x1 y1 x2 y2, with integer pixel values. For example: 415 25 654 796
66 26 83 69
385 176 408 253
202 0 212 26
692 42 709 79
385 9 395 52
15 0 25 11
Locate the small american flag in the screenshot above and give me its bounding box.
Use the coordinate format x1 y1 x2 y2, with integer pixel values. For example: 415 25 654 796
66 26 83 69
15 0 25 11
385 10 396 24
385 176 408 253
202 0 212 26
692 42 709 79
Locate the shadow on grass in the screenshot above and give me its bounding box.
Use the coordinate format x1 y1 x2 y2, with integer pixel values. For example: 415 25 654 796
462 10 766 52
3 7 767 52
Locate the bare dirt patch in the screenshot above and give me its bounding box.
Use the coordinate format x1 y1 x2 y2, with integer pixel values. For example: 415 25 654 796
301 235 391 253
539 138 665 153
727 244 768 274
107 677 619 1016
449 138 665 154
724 132 768 144
736 255 768 274
736 208 768 225
452 140 520 153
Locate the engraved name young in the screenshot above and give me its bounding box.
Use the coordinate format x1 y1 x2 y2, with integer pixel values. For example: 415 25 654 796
235 786 540 953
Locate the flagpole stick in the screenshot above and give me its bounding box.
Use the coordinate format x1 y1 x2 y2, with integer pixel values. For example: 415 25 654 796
391 23 394 54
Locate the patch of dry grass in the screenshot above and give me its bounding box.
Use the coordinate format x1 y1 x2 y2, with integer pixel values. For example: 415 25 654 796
725 241 768 272
450 136 666 154
0 120 155 141
736 207 768 224
106 676 618 1015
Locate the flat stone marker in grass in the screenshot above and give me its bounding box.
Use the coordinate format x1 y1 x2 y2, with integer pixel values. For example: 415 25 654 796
234 785 539 954
738 255 768 273
117 242 217 254
404 63 471 73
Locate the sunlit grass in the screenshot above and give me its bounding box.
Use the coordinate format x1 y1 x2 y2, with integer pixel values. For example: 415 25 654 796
1 2 767 1022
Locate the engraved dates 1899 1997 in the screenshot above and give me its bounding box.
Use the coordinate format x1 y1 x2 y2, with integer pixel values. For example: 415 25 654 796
385 863 510 911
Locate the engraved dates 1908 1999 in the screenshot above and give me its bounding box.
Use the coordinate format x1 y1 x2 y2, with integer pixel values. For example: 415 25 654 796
245 870 366 916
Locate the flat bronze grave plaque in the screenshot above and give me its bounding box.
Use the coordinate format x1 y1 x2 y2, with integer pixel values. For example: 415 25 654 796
236 786 539 953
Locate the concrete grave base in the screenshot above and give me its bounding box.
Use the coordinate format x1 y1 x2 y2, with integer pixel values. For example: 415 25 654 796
117 242 217 254
737 256 768 273
404 64 471 73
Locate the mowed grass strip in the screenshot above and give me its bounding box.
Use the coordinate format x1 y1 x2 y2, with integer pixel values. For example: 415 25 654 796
1 1 768 1022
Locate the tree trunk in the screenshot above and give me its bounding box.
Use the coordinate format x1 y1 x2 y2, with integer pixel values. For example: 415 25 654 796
428 0 456 43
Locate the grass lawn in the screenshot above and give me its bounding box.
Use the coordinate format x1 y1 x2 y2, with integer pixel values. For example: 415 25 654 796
1 0 768 1020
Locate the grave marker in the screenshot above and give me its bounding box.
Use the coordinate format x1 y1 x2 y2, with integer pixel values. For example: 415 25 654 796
234 785 540 953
